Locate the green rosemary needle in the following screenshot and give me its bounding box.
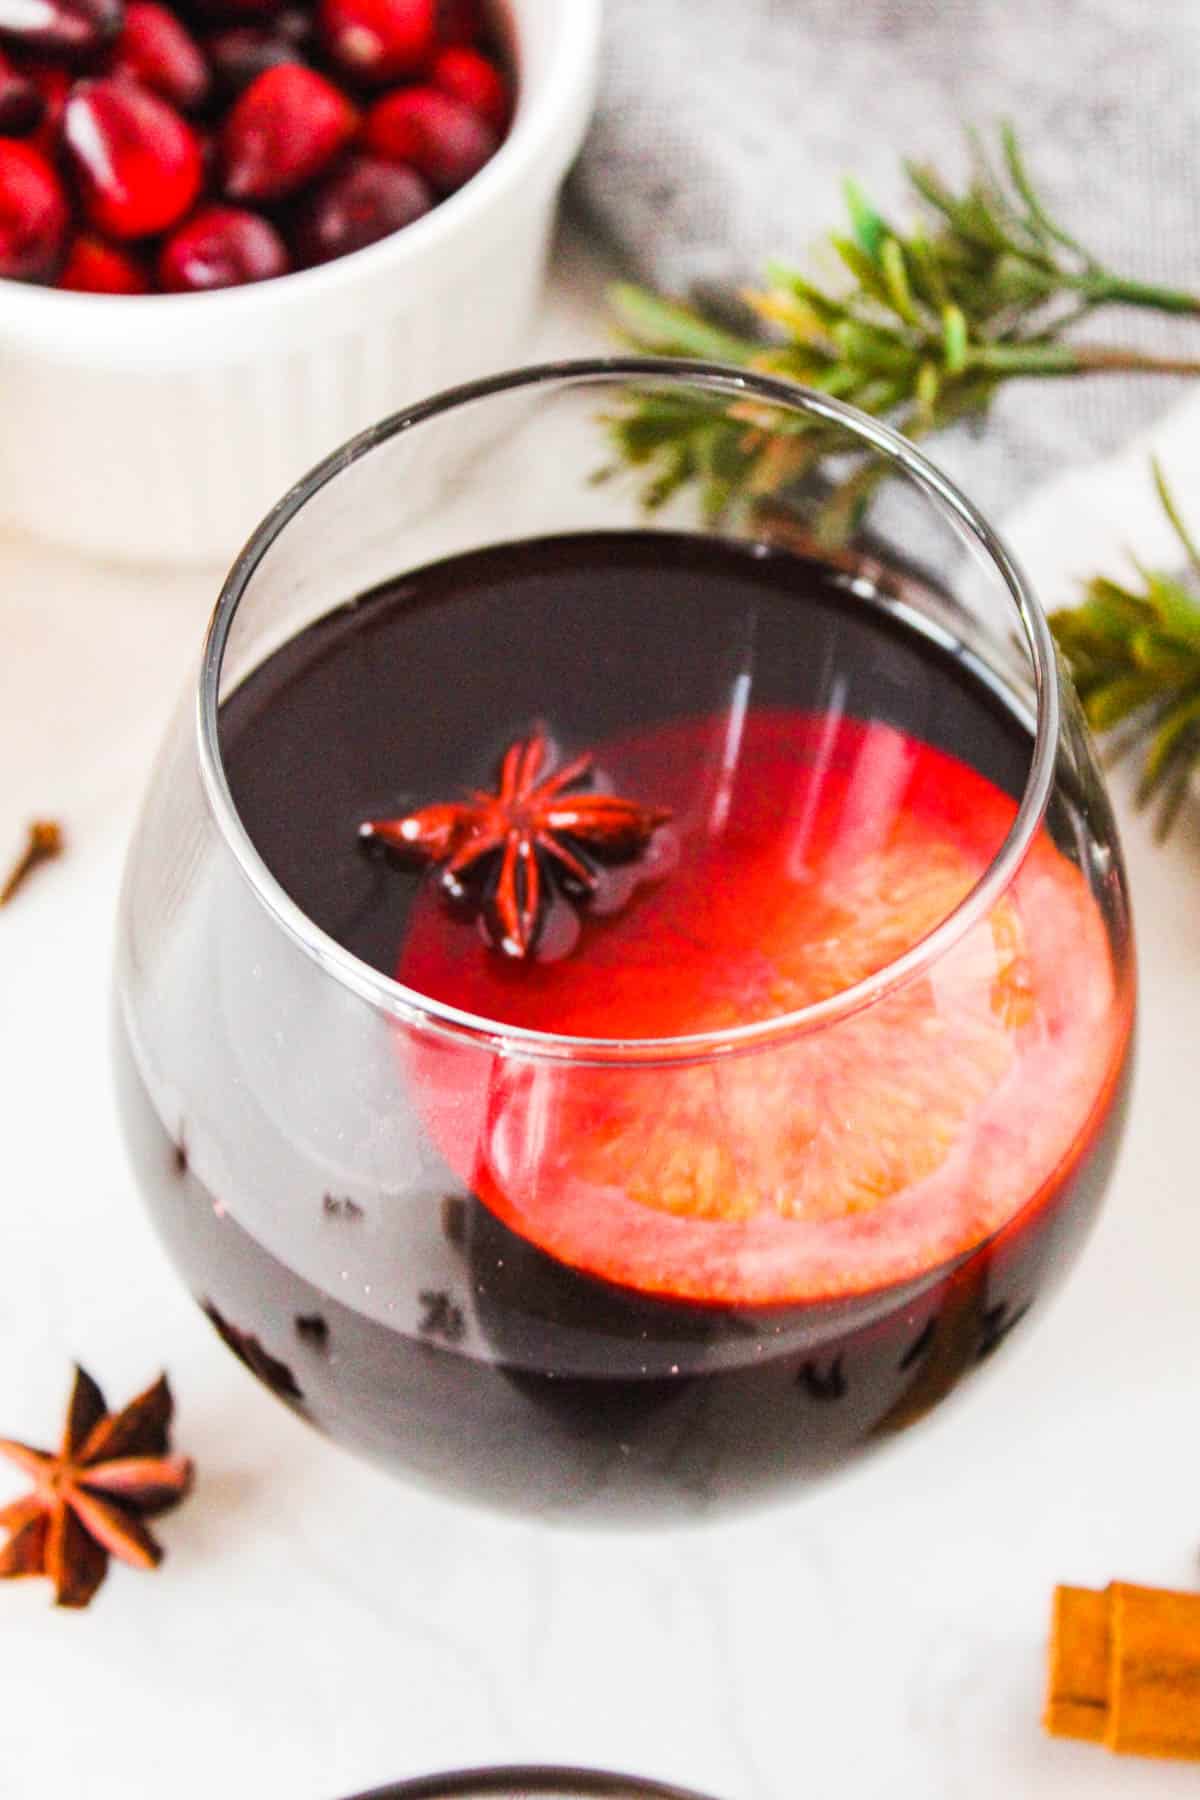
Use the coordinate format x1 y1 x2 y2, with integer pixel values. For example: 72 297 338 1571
606 124 1200 532
1051 461 1200 836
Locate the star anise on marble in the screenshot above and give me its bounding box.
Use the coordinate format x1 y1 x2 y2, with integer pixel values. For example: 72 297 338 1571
360 731 671 958
0 1365 194 1609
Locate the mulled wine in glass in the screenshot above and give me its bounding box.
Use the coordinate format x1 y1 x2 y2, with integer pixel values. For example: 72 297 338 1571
114 361 1135 1518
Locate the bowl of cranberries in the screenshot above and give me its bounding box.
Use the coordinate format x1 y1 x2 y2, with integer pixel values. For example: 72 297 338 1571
0 0 598 560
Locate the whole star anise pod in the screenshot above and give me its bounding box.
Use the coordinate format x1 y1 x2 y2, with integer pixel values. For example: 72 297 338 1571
0 1365 194 1609
360 731 671 958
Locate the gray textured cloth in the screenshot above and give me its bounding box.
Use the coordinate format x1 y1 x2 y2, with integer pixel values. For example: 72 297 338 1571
575 0 1200 512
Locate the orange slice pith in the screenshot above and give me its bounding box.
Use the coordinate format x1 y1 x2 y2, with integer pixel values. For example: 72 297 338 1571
398 711 1131 1305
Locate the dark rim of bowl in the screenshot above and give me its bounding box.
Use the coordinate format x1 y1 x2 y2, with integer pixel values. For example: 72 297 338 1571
341 1766 721 1800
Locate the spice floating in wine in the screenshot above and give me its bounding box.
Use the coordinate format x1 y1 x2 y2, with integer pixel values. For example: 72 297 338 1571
361 731 671 958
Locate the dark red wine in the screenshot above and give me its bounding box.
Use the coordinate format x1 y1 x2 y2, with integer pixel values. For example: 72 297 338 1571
114 531 1133 1515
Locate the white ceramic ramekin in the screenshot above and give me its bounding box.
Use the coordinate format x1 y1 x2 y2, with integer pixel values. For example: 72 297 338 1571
0 0 600 563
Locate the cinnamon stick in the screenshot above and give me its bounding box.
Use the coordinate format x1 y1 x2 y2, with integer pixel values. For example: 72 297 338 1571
1046 1585 1109 1744
1046 1581 1200 1760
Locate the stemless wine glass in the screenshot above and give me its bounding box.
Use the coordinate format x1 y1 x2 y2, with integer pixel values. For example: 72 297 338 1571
113 359 1135 1521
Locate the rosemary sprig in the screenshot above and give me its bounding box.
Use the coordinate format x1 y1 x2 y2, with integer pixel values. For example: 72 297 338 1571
606 124 1200 531
1051 462 1200 835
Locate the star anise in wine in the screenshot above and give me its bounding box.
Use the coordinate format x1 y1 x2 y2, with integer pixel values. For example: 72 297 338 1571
360 732 671 958
0 1365 194 1609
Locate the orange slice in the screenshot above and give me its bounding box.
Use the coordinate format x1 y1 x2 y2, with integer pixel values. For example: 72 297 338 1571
397 712 1131 1304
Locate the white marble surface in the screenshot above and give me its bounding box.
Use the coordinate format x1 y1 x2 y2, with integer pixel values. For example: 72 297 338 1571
3 228 1200 1800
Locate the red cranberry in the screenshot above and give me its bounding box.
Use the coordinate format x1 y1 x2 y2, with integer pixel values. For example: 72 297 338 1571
291 150 429 262
431 45 507 133
0 0 121 57
319 0 433 84
206 23 302 94
220 63 356 201
0 137 67 277
158 201 288 287
434 0 479 45
0 45 44 132
63 77 203 238
111 2 210 111
58 229 149 289
363 83 495 193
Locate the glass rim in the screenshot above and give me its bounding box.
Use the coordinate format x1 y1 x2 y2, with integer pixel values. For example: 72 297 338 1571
197 355 1060 1068
344 1767 719 1800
